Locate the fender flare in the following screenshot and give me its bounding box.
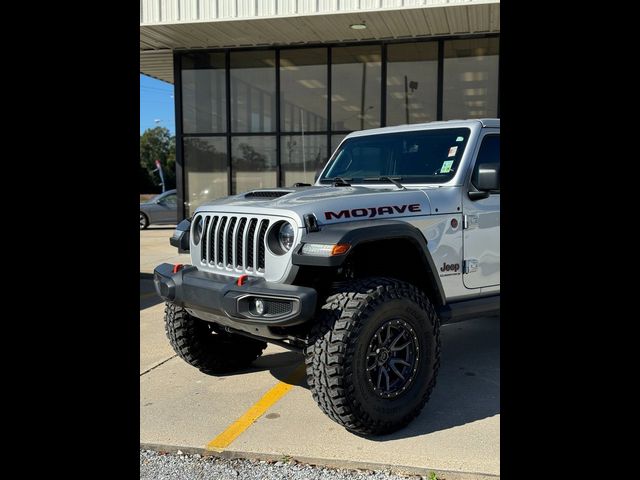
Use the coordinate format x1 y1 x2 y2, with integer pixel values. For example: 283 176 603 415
291 219 446 305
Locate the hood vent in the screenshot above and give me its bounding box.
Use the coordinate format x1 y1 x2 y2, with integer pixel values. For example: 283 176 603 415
245 190 292 199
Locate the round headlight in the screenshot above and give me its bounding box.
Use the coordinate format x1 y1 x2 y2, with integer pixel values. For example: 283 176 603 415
278 222 295 252
193 216 203 245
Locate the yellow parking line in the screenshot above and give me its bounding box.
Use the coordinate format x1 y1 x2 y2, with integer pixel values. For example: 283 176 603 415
140 292 157 299
206 364 307 452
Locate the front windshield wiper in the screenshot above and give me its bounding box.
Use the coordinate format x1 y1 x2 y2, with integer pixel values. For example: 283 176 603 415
363 176 407 190
321 176 352 186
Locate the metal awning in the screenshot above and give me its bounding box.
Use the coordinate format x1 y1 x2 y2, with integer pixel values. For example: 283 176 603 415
140 0 500 84
140 50 174 83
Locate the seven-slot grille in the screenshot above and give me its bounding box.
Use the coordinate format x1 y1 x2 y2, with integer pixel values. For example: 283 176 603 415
198 214 271 275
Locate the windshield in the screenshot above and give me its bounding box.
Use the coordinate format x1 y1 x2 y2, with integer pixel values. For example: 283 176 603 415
319 128 471 184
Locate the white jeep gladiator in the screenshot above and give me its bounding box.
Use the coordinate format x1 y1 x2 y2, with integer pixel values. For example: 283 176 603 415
154 118 500 435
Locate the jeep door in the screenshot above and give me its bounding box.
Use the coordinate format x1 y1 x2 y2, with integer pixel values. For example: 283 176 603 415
461 132 500 289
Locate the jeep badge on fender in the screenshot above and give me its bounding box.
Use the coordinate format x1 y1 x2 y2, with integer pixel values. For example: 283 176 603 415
440 263 460 272
154 119 500 436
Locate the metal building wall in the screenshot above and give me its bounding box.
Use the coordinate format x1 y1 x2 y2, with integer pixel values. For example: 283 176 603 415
141 0 499 24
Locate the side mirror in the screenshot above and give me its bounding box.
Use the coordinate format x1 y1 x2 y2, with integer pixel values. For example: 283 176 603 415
476 163 500 191
468 163 499 200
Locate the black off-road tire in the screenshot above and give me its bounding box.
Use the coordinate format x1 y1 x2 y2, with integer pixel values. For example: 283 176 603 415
304 277 441 435
165 303 267 374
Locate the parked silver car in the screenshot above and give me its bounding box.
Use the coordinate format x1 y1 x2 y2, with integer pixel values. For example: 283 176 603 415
140 189 177 229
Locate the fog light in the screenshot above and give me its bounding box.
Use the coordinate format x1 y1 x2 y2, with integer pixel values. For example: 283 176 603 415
255 298 265 315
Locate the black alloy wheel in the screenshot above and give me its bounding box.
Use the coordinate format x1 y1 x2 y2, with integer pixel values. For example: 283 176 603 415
366 319 420 399
305 277 441 435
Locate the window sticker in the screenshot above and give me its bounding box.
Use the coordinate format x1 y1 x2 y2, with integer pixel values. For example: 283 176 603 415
440 160 454 173
448 146 458 157
456 136 464 142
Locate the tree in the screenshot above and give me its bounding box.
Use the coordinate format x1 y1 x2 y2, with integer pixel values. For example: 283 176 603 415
238 143 269 170
140 126 176 192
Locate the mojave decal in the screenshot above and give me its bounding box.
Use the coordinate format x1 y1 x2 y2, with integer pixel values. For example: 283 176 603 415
324 204 422 220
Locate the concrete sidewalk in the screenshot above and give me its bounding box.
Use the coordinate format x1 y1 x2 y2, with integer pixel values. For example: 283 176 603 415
140 229 500 479
140 225 189 276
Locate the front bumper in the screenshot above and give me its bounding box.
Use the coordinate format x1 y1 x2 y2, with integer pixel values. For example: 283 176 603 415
153 263 317 332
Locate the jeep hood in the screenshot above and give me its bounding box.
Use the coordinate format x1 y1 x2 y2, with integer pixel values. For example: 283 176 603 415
195 185 460 225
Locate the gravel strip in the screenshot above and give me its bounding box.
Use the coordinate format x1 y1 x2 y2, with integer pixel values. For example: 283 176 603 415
140 449 431 480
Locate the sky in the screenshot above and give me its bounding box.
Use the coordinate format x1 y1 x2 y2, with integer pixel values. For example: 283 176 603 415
140 74 175 134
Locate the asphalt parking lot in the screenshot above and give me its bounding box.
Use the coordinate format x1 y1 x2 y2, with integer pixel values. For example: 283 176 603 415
140 228 500 479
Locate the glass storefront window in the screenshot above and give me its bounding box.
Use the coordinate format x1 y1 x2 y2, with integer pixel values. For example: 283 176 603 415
230 51 276 132
183 137 228 216
387 43 438 125
280 49 328 132
281 134 328 186
443 37 499 120
231 136 277 193
176 37 499 217
182 53 226 134
331 46 382 131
